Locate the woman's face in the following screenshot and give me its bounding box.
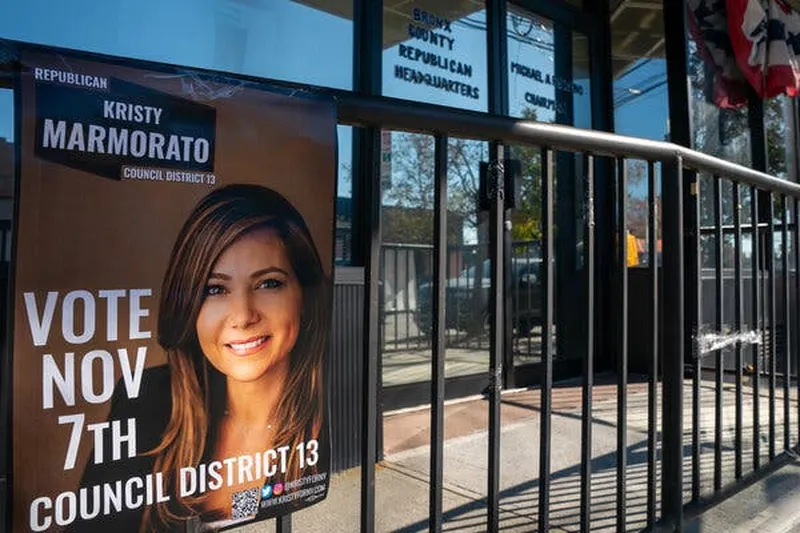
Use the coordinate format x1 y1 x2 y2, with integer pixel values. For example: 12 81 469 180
196 227 303 383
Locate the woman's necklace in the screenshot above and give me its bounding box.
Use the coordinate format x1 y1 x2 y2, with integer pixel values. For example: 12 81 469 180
223 409 275 432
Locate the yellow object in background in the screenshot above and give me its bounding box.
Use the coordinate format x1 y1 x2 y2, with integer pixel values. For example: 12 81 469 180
626 232 639 267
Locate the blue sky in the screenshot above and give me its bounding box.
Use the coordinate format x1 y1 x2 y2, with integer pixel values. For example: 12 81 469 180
614 59 669 141
0 1 670 197
0 0 355 193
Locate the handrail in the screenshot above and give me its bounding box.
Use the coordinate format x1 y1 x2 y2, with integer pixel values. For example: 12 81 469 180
337 94 800 198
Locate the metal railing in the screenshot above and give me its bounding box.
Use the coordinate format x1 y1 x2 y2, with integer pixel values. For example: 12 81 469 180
331 93 800 533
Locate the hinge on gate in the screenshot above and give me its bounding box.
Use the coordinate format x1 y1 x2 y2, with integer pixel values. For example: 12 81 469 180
587 195 596 228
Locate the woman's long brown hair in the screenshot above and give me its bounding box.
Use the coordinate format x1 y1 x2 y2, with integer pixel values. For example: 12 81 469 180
141 184 330 532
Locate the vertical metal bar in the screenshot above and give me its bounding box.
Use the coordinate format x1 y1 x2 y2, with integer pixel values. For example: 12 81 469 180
445 249 451 349
782 196 790 451
354 0 383 525
360 125 382 533
662 0 694 511
527 240 533 357
485 0 508 420
734 183 744 481
714 175 723 493
0 71 22 533
513 238 520 354
393 245 399 350
276 515 292 533
769 195 777 460
752 187 761 471
350 0 381 270
487 143 505 533
647 161 658 527
486 0 508 116
538 148 555 533
429 135 447 533
662 157 685 533
663 0 696 505
692 176 702 502
617 157 628 532
795 198 800 446
465 252 472 346
378 248 385 352
504 209 515 388
405 248 411 351
580 154 596 533
787 198 800 445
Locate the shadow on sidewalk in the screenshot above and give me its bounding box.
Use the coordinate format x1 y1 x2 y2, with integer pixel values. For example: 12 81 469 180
389 437 724 533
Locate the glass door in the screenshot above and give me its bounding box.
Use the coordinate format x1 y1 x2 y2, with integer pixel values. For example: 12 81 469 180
505 3 594 378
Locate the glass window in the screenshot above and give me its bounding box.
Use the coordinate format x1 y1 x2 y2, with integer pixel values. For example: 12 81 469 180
611 1 667 140
505 143 552 368
382 1 488 112
685 19 751 164
444 137 490 370
0 0 353 90
766 96 797 181
378 133 490 385
0 73 13 361
0 64 12 240
505 6 590 386
507 6 591 127
0 88 11 225
334 125 354 266
610 0 667 268
380 131 435 388
686 7 751 347
3 2 355 259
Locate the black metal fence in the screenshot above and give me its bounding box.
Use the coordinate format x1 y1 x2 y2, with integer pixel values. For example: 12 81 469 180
0 104 796 532
328 93 800 533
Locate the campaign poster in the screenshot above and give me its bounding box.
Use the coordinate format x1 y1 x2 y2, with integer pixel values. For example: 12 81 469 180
10 48 335 532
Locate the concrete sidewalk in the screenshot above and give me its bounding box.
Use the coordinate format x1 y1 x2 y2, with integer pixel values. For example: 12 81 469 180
234 375 800 532
686 459 800 533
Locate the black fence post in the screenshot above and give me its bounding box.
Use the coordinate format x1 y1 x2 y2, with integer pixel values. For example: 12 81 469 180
662 156 685 532
429 134 448 533
487 145 505 532
276 515 292 533
358 124 381 533
352 0 383 530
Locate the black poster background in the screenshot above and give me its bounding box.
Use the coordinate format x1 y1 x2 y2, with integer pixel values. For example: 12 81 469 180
34 78 217 180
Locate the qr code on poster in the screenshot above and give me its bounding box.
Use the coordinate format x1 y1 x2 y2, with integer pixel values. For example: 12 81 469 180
231 487 260 519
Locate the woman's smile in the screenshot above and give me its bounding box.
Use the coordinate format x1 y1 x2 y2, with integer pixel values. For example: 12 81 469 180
225 334 272 356
195 227 303 383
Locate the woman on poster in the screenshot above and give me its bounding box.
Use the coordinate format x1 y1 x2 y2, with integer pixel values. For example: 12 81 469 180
69 184 331 532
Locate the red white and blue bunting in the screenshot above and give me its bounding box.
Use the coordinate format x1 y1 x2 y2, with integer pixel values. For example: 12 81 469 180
688 0 800 106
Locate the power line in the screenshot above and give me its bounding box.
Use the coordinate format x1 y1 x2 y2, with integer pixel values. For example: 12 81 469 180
614 78 667 107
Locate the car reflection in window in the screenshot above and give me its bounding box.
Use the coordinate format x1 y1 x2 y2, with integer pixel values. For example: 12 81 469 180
414 250 543 336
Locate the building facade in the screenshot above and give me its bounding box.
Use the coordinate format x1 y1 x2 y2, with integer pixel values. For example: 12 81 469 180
1 1 800 531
